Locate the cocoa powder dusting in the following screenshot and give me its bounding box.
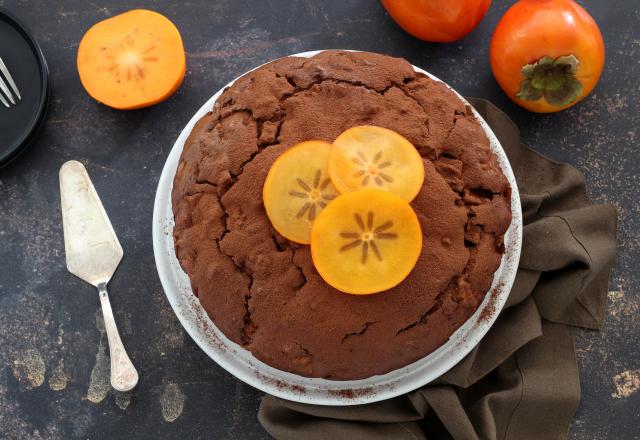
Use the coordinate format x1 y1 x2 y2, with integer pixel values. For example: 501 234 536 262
172 51 512 380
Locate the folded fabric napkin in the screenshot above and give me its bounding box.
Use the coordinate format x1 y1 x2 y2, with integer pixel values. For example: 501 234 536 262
258 99 618 440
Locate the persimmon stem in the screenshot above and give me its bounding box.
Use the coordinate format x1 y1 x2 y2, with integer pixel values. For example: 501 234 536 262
517 54 583 106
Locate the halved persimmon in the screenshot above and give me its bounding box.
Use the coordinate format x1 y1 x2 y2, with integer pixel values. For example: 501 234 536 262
263 141 339 244
328 126 425 201
311 189 422 295
77 9 186 110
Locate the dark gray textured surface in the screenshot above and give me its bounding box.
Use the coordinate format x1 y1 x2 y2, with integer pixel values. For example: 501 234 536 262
0 1 637 438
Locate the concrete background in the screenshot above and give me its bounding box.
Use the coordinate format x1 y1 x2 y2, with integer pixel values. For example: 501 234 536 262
0 0 637 438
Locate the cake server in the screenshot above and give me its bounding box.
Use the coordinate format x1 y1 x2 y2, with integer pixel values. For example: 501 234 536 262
60 160 138 392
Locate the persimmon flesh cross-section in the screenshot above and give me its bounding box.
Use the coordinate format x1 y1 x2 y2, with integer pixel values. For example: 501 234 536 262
328 126 425 201
311 189 423 295
263 141 339 244
77 9 186 109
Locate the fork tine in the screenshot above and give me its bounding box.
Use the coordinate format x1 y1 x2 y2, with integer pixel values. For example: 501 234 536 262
0 58 20 100
0 92 9 108
0 76 15 105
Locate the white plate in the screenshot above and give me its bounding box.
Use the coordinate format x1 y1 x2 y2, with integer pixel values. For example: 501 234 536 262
152 50 522 406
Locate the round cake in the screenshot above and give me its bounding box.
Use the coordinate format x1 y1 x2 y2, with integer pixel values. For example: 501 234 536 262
172 50 512 380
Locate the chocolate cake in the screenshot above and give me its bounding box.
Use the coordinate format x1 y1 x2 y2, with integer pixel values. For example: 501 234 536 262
172 51 512 380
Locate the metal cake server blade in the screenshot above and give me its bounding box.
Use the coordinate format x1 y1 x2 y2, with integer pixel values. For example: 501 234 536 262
60 160 138 392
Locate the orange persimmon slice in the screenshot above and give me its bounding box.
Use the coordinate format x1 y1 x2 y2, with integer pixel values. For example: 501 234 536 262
311 189 422 295
328 126 425 201
263 141 339 244
77 9 186 110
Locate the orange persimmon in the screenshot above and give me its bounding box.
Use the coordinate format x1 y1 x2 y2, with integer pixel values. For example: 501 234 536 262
263 141 339 244
490 0 605 113
311 189 422 295
381 0 491 43
328 126 425 202
77 9 186 110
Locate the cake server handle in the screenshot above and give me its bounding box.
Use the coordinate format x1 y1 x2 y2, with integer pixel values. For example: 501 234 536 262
98 282 139 392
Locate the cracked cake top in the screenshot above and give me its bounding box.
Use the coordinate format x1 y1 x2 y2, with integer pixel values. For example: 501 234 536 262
171 50 512 380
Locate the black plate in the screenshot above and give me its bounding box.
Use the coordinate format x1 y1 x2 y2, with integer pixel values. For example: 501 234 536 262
0 8 49 167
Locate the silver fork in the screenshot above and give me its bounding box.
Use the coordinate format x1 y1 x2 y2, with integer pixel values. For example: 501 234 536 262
0 58 21 108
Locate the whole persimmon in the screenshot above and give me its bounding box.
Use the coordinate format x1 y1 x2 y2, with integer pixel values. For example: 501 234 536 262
490 0 605 113
381 0 491 43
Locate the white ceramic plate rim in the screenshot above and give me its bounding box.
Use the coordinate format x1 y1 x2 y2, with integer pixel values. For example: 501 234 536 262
152 50 523 406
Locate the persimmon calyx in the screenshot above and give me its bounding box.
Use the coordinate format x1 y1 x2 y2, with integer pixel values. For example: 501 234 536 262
517 54 584 107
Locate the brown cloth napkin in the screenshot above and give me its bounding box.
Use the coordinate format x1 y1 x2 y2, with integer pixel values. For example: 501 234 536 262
258 99 618 440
